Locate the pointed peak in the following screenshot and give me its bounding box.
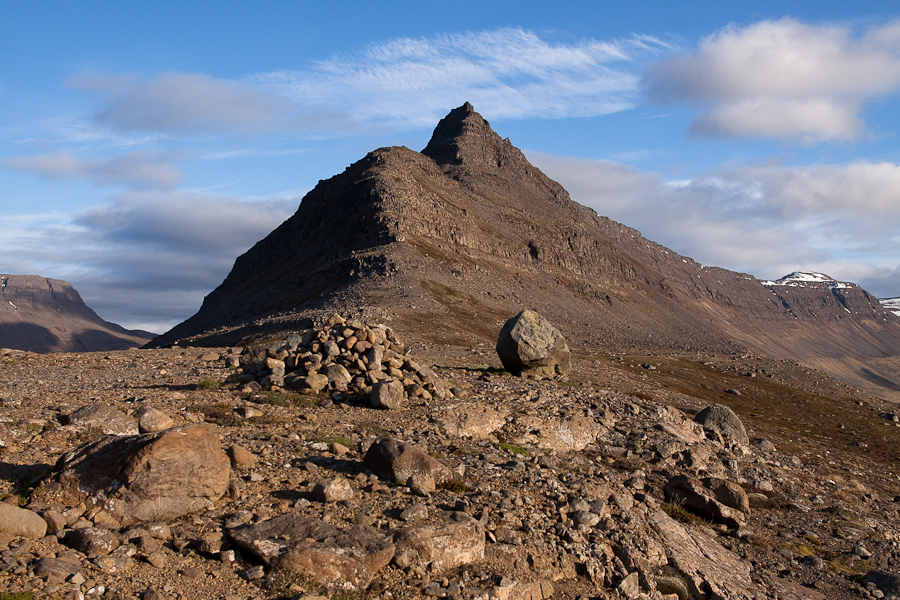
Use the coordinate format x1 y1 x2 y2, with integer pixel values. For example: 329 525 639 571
422 102 505 166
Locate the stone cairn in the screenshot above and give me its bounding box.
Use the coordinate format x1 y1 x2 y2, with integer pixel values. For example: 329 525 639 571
228 314 453 406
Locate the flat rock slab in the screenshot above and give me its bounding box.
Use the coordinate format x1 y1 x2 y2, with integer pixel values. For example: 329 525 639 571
68 404 138 436
392 511 484 572
56 423 230 525
229 513 394 590
650 509 758 599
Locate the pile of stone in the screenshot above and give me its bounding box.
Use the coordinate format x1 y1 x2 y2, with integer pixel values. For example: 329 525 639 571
229 314 454 407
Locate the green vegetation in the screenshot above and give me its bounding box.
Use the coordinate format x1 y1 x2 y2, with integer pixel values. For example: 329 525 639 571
0 592 36 600
661 502 707 526
251 390 322 408
438 478 470 494
198 378 221 390
498 442 530 456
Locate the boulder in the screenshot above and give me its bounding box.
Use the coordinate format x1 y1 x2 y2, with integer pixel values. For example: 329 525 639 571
693 404 749 446
229 513 394 590
68 404 138 436
312 477 355 502
863 571 900 597
0 502 47 538
496 310 571 378
136 407 174 433
392 511 484 572
56 423 231 525
363 437 452 486
370 379 406 410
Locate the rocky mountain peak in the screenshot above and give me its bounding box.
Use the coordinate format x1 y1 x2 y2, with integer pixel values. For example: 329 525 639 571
422 102 530 174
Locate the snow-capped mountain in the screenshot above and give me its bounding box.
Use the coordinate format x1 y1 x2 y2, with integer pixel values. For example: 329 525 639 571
881 297 900 317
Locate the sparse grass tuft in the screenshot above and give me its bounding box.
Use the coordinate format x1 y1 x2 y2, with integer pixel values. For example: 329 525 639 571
190 403 245 427
498 442 529 456
0 592 36 600
438 478 470 494
197 378 221 390
662 502 707 526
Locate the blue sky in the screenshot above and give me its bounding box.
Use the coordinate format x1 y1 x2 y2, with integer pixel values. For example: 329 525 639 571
2 1 900 333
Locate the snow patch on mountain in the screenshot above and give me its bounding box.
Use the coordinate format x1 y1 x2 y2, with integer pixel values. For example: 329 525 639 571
761 271 851 289
881 297 900 317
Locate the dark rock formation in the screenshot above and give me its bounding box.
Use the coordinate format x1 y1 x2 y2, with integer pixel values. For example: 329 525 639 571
146 104 900 400
0 274 153 353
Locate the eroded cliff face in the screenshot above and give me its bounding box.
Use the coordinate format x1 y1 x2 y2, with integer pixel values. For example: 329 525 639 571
762 272 889 322
147 104 900 399
0 275 153 353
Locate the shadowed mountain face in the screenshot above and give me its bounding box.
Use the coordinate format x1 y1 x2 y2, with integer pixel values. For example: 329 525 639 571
0 275 154 353
148 103 900 399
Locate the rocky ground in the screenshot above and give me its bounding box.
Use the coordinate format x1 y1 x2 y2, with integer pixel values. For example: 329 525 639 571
1 318 900 600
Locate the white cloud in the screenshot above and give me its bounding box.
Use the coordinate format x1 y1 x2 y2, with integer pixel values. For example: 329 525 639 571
529 152 900 298
3 149 181 189
643 18 900 142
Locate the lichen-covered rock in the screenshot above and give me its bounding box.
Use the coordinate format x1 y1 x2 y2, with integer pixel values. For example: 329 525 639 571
68 404 138 436
56 423 230 525
370 379 405 410
229 513 394 590
496 310 571 378
392 511 484 572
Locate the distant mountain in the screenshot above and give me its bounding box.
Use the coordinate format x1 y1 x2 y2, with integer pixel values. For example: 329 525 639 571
147 103 900 400
0 275 154 353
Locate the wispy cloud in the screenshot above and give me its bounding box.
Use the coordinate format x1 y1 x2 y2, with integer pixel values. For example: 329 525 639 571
71 29 669 137
530 152 900 297
3 149 181 189
643 18 900 142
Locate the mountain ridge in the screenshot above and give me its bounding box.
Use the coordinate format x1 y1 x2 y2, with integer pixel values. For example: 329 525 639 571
0 274 154 353
148 103 900 400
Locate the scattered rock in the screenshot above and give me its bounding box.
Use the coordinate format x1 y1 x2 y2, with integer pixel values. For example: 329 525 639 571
136 407 174 433
392 511 484 572
312 477 355 502
370 379 406 410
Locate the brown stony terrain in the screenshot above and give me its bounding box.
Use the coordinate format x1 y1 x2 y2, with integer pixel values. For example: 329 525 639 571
2 315 900 599
0 275 153 353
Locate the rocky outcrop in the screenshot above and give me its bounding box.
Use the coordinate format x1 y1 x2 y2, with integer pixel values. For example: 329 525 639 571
55 423 231 524
0 274 153 353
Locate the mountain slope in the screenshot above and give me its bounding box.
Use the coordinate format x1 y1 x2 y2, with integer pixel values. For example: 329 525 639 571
148 103 900 399
0 275 154 353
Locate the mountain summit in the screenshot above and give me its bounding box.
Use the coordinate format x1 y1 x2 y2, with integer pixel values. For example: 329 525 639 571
149 104 900 399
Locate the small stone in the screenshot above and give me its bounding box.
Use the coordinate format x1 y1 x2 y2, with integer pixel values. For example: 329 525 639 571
312 477 355 502
227 444 258 471
136 407 174 433
0 502 48 539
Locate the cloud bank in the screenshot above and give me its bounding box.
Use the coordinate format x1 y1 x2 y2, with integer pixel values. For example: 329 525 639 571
0 192 296 331
4 150 180 189
530 152 900 298
643 18 900 142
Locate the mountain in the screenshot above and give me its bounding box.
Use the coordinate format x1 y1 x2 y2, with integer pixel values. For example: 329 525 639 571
0 274 154 353
148 103 900 400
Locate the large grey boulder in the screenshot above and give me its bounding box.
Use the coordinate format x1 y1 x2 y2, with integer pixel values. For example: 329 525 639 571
693 404 749 446
229 513 394 590
496 310 571 378
56 423 231 525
